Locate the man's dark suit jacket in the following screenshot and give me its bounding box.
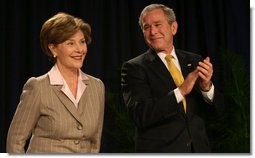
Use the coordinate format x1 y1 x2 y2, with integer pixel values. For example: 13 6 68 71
121 48 224 153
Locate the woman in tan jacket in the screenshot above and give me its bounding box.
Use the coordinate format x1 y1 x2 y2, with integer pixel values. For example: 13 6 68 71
7 12 105 153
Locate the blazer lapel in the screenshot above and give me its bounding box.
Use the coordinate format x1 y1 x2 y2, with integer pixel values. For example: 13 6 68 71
51 85 83 123
77 79 89 115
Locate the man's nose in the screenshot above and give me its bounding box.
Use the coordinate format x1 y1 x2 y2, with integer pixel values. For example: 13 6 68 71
150 26 157 35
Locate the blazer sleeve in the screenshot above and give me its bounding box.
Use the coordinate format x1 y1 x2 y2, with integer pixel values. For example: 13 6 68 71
6 77 41 153
90 79 105 153
121 61 180 129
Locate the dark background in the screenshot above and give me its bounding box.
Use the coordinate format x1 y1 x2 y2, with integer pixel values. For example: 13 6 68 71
0 0 250 153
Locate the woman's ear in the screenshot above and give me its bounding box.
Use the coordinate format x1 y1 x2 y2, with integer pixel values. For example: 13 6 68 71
48 44 57 57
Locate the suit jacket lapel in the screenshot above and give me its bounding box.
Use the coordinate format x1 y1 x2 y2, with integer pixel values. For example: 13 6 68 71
175 50 202 114
175 50 194 79
51 85 83 123
146 49 176 89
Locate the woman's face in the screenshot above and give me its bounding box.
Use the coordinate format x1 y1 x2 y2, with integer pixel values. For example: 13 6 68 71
50 30 87 71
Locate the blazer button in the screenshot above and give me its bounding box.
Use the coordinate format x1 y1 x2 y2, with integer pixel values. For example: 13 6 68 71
74 140 80 144
77 125 83 130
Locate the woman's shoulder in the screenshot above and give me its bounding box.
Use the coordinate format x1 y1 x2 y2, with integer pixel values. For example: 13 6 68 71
24 73 49 87
26 73 48 82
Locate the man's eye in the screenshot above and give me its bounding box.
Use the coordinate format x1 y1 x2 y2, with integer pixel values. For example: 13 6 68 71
155 23 161 27
143 26 149 30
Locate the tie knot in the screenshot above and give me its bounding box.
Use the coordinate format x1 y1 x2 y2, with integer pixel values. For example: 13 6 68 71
165 54 173 62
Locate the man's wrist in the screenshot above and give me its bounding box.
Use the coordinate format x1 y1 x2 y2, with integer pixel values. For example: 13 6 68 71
201 82 212 92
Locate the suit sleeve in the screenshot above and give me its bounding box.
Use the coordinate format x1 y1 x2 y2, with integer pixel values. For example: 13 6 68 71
6 77 41 153
121 61 180 129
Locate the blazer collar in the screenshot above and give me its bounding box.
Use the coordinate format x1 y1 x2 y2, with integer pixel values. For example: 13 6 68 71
51 85 84 123
50 80 91 124
48 64 89 86
48 65 90 124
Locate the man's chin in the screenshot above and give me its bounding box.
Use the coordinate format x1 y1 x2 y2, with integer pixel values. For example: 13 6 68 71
151 46 164 53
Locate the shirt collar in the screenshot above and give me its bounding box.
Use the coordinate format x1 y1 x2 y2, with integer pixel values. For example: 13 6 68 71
157 47 177 59
48 64 89 85
157 48 178 61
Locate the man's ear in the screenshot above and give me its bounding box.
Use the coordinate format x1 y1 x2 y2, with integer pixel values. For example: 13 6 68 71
171 21 178 35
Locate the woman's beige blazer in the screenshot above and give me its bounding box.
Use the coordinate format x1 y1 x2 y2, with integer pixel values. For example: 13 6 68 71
7 73 105 153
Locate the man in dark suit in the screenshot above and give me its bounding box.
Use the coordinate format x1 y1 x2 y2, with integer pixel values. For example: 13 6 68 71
121 4 224 153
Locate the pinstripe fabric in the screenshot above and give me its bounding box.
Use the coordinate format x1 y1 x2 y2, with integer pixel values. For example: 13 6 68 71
7 72 105 153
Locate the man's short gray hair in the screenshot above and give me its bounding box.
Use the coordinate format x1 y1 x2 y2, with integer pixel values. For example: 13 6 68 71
139 4 176 30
